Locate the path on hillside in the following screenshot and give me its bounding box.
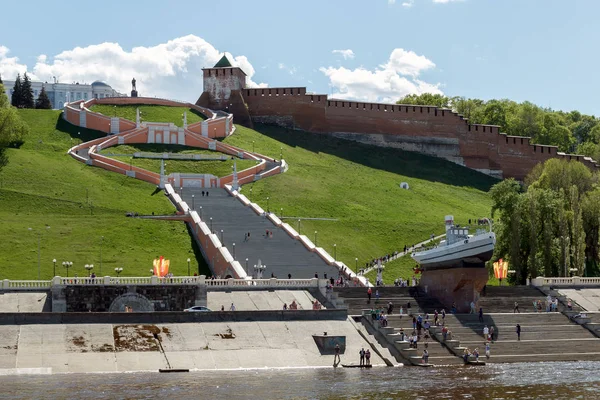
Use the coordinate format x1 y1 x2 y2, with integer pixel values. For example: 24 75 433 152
361 234 445 275
180 188 338 279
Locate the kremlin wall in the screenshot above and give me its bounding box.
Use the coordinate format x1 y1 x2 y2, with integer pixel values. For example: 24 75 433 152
197 56 598 180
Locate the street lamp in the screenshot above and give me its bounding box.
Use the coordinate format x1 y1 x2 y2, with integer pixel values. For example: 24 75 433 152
267 197 270 213
115 267 123 277
297 219 301 232
187 258 191 276
250 187 252 201
355 257 358 272
233 243 236 258
85 264 94 276
220 229 224 243
245 258 249 275
210 217 213 232
252 140 255 153
280 147 283 160
314 231 318 246
192 195 195 210
199 206 203 219
63 261 72 277
52 259 57 277
280 208 283 218
100 236 104 276
334 244 337 261
180 187 183 196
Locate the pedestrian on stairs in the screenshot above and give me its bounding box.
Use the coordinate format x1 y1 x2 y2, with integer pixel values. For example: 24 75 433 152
485 342 491 359
478 307 484 323
514 301 520 313
359 348 365 366
422 349 429 364
516 323 521 341
367 287 372 304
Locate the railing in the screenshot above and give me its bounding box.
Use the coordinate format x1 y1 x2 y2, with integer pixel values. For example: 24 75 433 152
0 277 321 289
531 276 600 286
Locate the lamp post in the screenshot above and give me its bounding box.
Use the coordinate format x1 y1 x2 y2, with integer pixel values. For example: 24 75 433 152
187 258 191 276
245 258 249 275
63 261 72 277
267 197 270 213
220 229 224 243
252 140 255 153
297 219 301 232
192 194 195 210
180 187 183 196
115 267 123 277
280 208 283 218
333 244 337 261
100 236 104 276
210 217 213 232
233 243 236 258
280 147 283 160
199 206 203 219
314 231 318 246
85 264 94 276
355 257 358 272
52 259 57 277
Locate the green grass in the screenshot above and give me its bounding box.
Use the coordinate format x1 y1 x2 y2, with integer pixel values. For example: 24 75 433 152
0 110 203 279
99 144 258 177
89 104 205 127
224 124 497 284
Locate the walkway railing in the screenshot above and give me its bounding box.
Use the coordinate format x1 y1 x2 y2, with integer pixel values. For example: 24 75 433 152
0 276 321 289
531 276 600 286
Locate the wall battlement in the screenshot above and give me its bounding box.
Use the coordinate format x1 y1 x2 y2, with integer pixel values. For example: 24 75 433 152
197 70 599 180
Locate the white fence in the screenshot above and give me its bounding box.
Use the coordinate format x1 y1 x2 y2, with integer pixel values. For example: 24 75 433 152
0 276 321 290
531 276 600 287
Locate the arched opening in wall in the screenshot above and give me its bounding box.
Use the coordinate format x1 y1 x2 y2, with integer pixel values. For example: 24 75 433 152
224 274 233 279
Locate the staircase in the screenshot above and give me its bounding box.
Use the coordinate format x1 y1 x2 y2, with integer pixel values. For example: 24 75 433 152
334 287 446 316
179 188 339 279
478 286 564 313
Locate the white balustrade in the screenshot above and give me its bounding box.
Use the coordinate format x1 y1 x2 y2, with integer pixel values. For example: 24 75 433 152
531 276 600 287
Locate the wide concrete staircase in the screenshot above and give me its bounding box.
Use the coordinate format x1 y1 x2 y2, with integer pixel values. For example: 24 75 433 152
430 312 600 363
180 188 339 279
478 286 560 313
334 287 446 316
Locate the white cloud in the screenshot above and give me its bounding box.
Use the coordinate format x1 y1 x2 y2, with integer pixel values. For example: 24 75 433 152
332 49 355 60
319 48 441 103
402 0 414 7
0 35 267 100
278 63 285 69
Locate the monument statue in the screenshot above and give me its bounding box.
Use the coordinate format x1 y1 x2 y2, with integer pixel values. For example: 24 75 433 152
131 77 138 98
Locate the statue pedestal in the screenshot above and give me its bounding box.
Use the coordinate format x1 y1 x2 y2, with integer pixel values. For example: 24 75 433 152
419 267 488 312
131 90 138 98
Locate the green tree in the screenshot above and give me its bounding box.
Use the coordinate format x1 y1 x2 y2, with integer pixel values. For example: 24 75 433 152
0 83 30 171
21 73 34 109
582 188 600 276
35 86 52 109
571 186 586 276
576 142 600 161
11 74 22 108
396 93 451 108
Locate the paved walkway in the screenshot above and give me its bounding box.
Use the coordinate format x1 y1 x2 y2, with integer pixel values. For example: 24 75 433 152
181 188 339 279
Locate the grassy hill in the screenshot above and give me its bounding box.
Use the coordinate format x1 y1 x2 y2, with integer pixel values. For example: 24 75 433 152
0 106 496 283
89 104 205 127
0 110 201 280
223 124 497 283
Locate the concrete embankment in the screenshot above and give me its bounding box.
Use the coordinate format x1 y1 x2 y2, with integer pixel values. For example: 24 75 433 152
0 316 388 374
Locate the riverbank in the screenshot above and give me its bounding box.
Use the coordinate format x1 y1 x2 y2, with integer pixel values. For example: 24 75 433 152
0 319 389 374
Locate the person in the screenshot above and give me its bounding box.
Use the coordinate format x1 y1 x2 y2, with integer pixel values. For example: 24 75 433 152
359 348 365 366
470 301 476 314
514 301 520 313
387 301 394 315
516 323 521 341
463 348 470 364
247 232 250 241
422 349 429 364
375 289 380 304
283 303 288 310
442 326 448 341
221 305 225 311
314 272 318 279
483 325 489 341
334 344 341 365
567 299 573 311
407 301 412 314
473 348 479 362
485 342 491 359
479 307 484 323
412 316 417 330
441 309 446 323
367 287 372 304
229 303 236 311
489 326 495 342
365 349 371 366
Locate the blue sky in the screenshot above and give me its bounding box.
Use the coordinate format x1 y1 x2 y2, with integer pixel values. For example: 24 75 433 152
1 0 598 114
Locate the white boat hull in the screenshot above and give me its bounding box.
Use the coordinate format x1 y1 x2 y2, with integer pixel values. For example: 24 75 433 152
411 233 495 271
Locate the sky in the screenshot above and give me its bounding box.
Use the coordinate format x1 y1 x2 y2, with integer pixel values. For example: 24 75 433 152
0 0 598 115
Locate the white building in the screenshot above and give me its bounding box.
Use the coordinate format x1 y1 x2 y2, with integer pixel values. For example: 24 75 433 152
1 79 125 109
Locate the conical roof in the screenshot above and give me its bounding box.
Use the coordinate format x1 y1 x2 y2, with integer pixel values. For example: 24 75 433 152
213 55 232 68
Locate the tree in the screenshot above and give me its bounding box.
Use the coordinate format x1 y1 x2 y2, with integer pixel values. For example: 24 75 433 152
0 82 30 171
35 86 52 109
0 73 3 84
396 93 451 108
11 74 22 108
21 73 34 109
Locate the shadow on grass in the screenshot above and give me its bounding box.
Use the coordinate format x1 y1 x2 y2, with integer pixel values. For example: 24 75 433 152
186 223 212 276
252 123 499 191
55 116 107 143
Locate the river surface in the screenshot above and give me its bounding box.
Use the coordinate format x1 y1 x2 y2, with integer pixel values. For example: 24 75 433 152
1 361 599 399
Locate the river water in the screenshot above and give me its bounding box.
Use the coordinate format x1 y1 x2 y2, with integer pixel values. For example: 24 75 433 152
1 361 598 399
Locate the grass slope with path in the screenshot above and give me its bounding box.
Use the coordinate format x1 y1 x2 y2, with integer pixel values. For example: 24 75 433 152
0 110 201 280
89 104 205 127
99 144 259 177
224 124 497 284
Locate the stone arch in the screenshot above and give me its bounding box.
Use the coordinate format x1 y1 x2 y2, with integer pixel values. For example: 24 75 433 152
109 293 154 312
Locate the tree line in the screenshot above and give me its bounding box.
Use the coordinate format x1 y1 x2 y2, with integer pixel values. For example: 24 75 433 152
490 159 600 282
0 75 30 171
397 93 600 161
9 72 52 109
